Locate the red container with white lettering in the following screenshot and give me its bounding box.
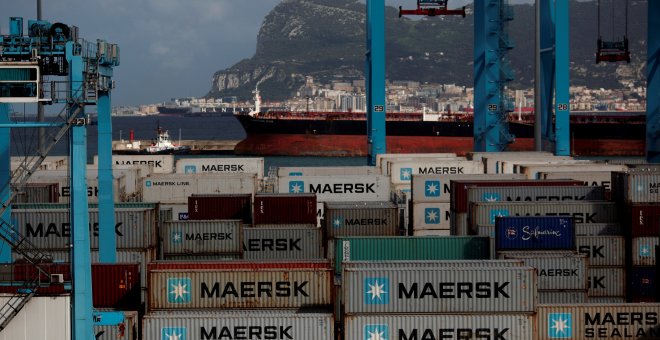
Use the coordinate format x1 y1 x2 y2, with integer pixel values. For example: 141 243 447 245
451 180 584 214
253 194 317 225
188 194 252 223
626 204 660 237
147 260 332 310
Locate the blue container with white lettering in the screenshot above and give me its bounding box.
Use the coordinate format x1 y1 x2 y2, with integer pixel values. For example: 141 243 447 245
495 216 575 251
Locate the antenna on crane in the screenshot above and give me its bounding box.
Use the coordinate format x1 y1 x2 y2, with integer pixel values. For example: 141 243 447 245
399 0 466 18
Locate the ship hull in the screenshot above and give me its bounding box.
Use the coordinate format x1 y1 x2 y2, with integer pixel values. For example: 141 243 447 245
234 114 645 157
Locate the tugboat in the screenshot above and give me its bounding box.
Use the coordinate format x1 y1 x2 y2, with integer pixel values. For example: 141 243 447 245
113 126 191 155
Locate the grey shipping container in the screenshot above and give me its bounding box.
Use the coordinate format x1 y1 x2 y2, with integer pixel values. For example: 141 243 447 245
575 223 623 236
324 201 399 238
498 253 588 290
632 237 658 266
411 173 526 203
466 185 606 206
576 236 626 266
586 296 627 303
142 310 334 340
12 207 158 249
588 267 626 297
243 227 324 260
470 201 617 228
344 314 533 340
411 202 451 230
536 304 660 339
148 267 332 309
343 267 537 314
161 220 243 255
615 172 660 203
538 290 588 304
94 310 137 340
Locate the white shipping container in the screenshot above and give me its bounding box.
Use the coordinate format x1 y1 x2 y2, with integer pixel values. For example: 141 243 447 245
277 165 379 177
588 267 626 297
176 157 264 178
277 175 391 202
477 153 570 174
576 236 625 266
519 163 627 180
26 170 124 203
389 160 484 185
632 237 658 266
536 304 660 339
95 155 174 173
412 229 451 236
142 310 334 340
538 290 588 303
411 173 526 203
502 159 589 175
344 314 533 340
377 153 458 173
541 171 613 191
0 295 70 340
411 202 451 230
343 267 537 313
142 173 257 203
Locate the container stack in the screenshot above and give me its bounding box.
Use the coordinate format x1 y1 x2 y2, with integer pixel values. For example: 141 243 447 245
143 261 335 339
613 170 660 302
342 260 537 339
495 216 589 303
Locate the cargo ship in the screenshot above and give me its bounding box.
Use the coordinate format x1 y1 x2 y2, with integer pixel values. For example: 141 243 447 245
234 89 645 157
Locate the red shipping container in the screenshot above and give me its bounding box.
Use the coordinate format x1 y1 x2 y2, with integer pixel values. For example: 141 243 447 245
628 204 660 237
188 194 252 222
0 263 140 309
451 180 585 214
253 194 316 225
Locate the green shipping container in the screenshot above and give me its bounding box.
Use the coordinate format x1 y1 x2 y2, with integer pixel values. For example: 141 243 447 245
334 236 490 274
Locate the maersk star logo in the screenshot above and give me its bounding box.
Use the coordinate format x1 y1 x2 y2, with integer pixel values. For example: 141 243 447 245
400 168 413 181
333 217 344 228
146 180 152 187
167 278 191 304
483 192 501 202
171 231 183 244
162 327 186 340
184 165 196 174
364 324 389 340
424 207 441 224
640 244 651 257
424 180 440 197
548 313 572 338
289 180 304 193
364 277 389 304
489 209 509 224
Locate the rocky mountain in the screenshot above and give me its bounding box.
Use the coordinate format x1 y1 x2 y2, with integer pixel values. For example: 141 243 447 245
207 0 647 101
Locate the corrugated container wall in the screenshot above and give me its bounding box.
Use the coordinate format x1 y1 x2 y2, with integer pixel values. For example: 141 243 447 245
12 207 157 249
538 290 588 303
342 259 525 271
253 194 317 225
466 185 606 206
277 175 391 202
411 202 451 230
388 160 484 185
334 236 490 274
142 173 256 203
494 216 575 251
411 173 527 203
576 236 626 266
632 237 658 266
142 311 334 340
540 171 613 192
13 183 59 203
324 201 399 238
344 314 533 340
343 267 537 313
95 154 174 173
175 157 264 178
277 165 379 177
94 310 138 340
616 172 660 203
588 267 626 297
187 194 252 222
536 304 660 339
243 227 324 260
629 266 657 300
161 220 243 256
148 262 332 310
498 253 587 290
472 201 617 228
626 204 660 237
0 295 70 340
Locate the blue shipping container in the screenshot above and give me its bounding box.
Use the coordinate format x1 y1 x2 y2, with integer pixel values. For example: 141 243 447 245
630 266 657 299
495 216 575 251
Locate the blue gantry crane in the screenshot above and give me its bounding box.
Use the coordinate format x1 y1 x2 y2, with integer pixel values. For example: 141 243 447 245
0 17 121 338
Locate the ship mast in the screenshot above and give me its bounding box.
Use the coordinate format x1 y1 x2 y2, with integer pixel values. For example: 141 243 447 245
249 85 261 117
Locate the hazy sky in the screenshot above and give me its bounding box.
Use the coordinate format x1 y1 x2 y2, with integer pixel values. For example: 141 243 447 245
0 0 532 106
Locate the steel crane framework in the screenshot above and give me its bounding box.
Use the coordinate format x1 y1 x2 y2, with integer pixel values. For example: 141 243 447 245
366 0 660 162
0 17 121 339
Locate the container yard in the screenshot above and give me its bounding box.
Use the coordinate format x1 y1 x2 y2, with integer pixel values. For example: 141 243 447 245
1 152 659 339
2 1 660 338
